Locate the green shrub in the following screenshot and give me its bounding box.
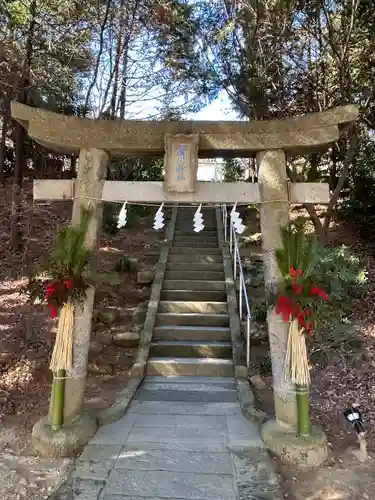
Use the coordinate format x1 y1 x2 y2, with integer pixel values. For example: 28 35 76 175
244 260 264 289
313 245 368 303
241 238 368 362
252 302 267 322
259 355 272 375
309 245 367 361
102 203 120 235
114 256 137 273
102 203 150 235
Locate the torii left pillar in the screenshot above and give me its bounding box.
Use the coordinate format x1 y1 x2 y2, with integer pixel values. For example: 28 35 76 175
63 148 109 422
35 148 109 457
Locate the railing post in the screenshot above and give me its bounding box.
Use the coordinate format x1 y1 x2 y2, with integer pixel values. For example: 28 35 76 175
246 315 251 368
224 206 227 241
239 275 243 319
229 219 233 254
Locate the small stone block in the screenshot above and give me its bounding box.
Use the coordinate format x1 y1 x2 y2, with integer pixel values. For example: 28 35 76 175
51 478 105 500
261 419 328 468
250 374 267 391
231 449 283 500
136 270 155 284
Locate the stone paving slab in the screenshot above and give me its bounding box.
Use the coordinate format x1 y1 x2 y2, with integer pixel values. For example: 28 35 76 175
144 376 237 385
226 413 262 435
49 376 283 500
100 497 191 500
129 425 228 441
136 388 238 402
80 444 122 461
133 414 226 429
126 436 229 453
90 415 136 445
104 469 237 499
128 401 239 415
141 381 237 391
73 459 114 481
115 448 233 474
228 433 265 450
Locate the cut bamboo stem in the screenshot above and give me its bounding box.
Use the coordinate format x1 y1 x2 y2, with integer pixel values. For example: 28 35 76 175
285 319 311 437
50 301 74 431
296 384 310 436
51 369 65 431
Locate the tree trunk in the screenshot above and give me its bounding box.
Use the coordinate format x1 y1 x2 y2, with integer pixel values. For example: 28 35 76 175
10 0 37 250
323 130 358 233
71 155 77 177
0 107 9 185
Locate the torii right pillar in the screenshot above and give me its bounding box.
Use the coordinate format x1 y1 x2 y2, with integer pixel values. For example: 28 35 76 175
257 150 297 426
257 149 328 467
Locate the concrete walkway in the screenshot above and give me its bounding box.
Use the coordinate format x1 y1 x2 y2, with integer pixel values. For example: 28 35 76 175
53 377 282 500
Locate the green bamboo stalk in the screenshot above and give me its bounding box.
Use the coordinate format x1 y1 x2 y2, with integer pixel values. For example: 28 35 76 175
51 369 65 431
296 384 310 436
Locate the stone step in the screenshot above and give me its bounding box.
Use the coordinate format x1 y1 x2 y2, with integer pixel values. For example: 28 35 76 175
144 375 236 386
169 247 221 255
153 325 231 341
175 221 217 226
174 230 218 236
175 228 217 234
136 381 237 402
156 312 230 327
160 290 226 302
150 340 232 359
173 235 218 241
140 380 236 392
146 357 234 377
164 270 225 281
172 241 219 248
158 301 228 314
176 214 216 217
173 234 219 243
163 280 226 291
168 254 223 263
166 262 223 271
176 217 217 221
175 226 217 232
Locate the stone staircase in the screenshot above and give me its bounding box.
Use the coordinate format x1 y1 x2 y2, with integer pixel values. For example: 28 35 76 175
147 207 234 377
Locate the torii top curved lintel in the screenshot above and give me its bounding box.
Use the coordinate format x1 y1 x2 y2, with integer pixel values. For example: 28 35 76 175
11 101 358 158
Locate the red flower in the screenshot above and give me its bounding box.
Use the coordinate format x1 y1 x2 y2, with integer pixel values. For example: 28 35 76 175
276 296 295 322
296 309 306 329
48 303 57 319
45 282 57 299
64 279 72 289
310 286 328 301
290 267 303 280
292 283 304 295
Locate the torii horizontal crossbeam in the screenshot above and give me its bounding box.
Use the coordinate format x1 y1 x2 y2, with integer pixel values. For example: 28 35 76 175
11 102 358 157
33 180 329 204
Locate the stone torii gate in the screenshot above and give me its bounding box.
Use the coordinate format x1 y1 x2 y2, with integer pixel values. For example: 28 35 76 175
11 101 358 454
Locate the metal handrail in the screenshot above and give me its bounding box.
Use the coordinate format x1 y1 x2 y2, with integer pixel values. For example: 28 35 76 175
221 205 251 368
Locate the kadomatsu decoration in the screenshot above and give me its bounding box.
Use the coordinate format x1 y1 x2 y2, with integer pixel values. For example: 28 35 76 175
274 222 329 437
25 206 93 430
